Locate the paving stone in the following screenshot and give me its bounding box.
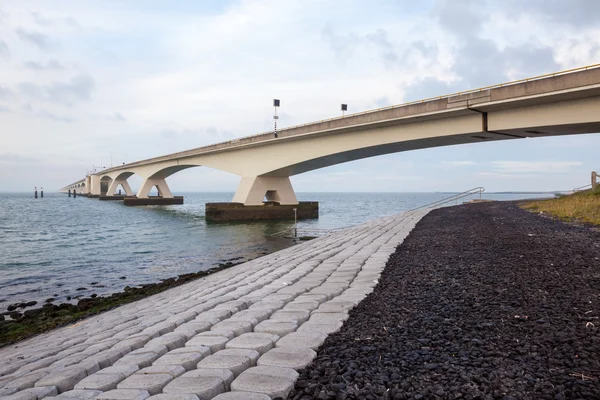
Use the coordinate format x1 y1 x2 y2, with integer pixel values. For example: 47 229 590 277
5 370 48 390
210 321 253 337
167 346 211 358
222 348 262 364
173 321 212 335
145 334 187 351
248 300 285 311
136 365 186 378
95 389 151 400
74 373 124 391
185 335 229 353
257 347 317 370
254 320 297 337
114 352 161 369
194 330 236 340
179 368 235 390
196 352 254 377
117 373 174 395
282 301 320 311
130 346 169 358
225 333 279 355
97 365 139 376
0 387 18 396
275 331 328 351
228 310 272 325
316 300 356 313
293 294 328 304
3 385 58 400
153 351 204 371
211 392 270 400
52 354 88 368
15 357 58 373
77 360 101 376
113 336 151 351
146 395 199 400
269 310 310 324
309 311 350 322
47 389 103 399
34 367 87 393
230 366 299 399
162 376 225 398
297 320 343 335
196 310 231 321
87 349 127 369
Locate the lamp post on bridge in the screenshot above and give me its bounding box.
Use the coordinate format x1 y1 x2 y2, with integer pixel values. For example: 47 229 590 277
273 99 280 138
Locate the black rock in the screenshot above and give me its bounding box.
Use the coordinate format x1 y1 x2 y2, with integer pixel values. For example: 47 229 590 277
287 202 600 400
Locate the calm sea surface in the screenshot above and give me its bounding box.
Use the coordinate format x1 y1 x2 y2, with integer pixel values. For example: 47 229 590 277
0 191 553 311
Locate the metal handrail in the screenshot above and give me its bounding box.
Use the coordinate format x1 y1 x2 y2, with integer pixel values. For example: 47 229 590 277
411 187 485 211
573 184 592 192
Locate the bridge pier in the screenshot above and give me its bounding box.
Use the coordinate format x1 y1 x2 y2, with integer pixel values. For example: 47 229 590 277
106 179 134 197
232 176 298 206
121 177 183 206
206 176 318 221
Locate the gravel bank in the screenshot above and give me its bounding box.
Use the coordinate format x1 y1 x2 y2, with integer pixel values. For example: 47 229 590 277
289 201 600 400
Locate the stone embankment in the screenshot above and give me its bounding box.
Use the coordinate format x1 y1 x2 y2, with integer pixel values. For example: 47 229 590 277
289 202 600 399
0 209 427 399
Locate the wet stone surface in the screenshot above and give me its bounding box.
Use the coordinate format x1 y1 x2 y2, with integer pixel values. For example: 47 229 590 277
289 202 600 400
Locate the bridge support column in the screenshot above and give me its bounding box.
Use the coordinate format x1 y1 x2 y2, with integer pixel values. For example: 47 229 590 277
232 176 298 206
137 178 173 199
123 177 183 206
89 175 101 197
106 179 134 196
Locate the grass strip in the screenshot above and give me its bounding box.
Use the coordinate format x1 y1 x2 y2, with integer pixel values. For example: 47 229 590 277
520 186 600 225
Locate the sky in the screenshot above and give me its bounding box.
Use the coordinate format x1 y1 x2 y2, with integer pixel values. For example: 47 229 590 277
0 0 599 193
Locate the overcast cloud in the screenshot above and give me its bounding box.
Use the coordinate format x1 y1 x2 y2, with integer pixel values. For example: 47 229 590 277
0 0 599 193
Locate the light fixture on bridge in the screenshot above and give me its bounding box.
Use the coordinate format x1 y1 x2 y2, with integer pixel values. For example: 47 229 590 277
273 99 280 138
341 104 347 116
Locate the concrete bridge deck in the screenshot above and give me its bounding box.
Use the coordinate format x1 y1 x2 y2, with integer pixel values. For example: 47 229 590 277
62 64 600 215
0 209 428 400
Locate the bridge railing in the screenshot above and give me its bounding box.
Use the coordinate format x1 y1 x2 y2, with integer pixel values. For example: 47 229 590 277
410 187 486 211
271 187 485 239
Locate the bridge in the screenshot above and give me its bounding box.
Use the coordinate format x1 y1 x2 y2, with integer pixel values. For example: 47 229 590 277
62 64 600 219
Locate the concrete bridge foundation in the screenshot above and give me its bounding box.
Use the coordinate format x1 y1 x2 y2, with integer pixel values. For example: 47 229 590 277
206 201 318 222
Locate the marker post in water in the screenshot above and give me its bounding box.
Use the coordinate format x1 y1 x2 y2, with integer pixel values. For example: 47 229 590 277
34 187 38 199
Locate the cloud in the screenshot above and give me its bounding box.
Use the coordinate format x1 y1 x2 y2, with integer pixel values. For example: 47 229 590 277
0 40 9 59
489 161 582 174
18 74 95 106
30 11 81 29
0 86 12 98
435 0 486 38
21 103 76 123
321 25 357 61
96 112 126 122
444 161 475 166
403 1 560 101
23 59 65 71
15 28 53 50
366 29 398 65
0 105 10 113
508 0 600 27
